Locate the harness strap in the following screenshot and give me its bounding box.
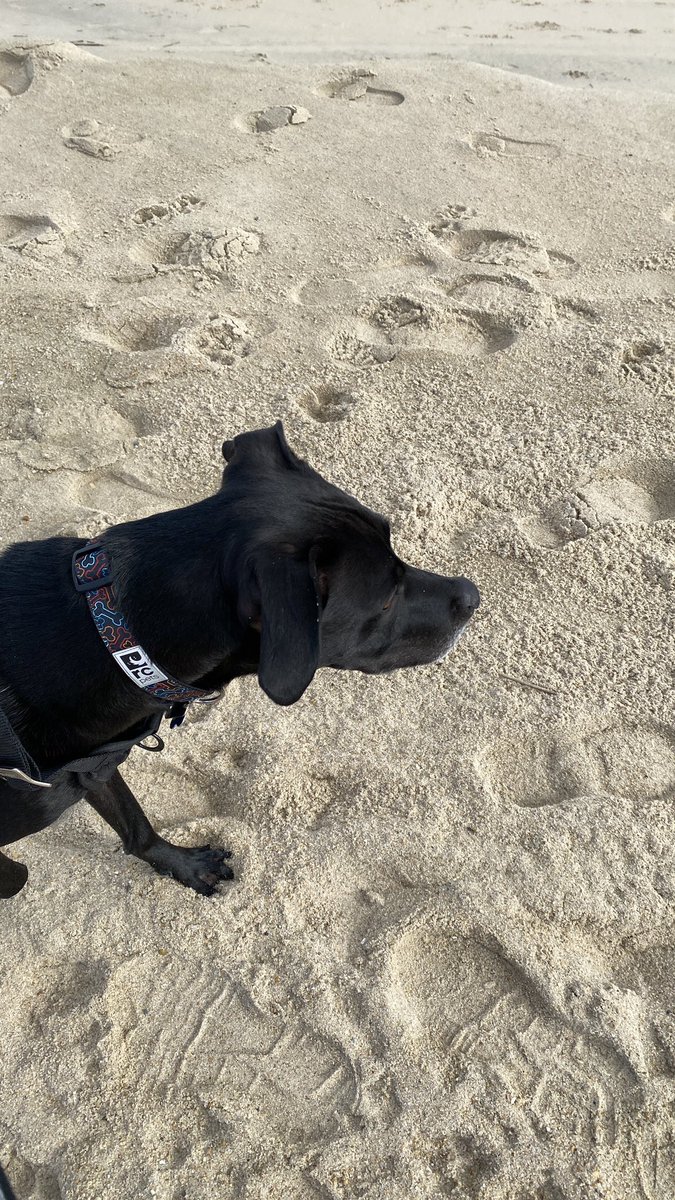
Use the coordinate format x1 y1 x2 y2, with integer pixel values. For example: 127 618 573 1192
0 702 51 788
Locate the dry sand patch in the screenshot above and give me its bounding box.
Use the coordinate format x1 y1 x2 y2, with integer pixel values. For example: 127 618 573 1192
0 39 674 1200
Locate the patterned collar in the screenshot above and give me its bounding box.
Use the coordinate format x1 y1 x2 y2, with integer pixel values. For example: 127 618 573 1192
72 542 220 727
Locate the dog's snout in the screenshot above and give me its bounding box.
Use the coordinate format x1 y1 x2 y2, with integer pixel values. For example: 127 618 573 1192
448 576 480 620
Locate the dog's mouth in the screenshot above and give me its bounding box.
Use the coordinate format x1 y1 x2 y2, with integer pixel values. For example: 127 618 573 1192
433 622 470 664
330 621 473 676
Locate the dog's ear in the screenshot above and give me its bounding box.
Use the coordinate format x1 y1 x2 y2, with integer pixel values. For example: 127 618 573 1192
254 546 320 706
222 422 307 473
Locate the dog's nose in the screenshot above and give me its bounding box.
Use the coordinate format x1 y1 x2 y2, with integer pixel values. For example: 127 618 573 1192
448 576 480 620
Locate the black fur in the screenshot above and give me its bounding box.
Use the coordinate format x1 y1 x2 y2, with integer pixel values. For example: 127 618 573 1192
0 423 479 897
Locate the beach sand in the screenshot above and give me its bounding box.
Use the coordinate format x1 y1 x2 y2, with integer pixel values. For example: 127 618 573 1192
1 10 674 1199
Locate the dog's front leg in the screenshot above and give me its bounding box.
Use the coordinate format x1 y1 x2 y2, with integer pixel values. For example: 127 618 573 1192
0 848 28 898
85 770 234 895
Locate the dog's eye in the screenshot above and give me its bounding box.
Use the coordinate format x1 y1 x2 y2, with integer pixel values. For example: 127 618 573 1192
382 587 398 611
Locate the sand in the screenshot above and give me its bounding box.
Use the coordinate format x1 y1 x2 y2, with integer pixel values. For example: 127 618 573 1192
0 9 674 1199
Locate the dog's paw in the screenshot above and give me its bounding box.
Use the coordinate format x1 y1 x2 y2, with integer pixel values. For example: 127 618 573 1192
180 844 235 895
144 840 235 895
173 844 235 895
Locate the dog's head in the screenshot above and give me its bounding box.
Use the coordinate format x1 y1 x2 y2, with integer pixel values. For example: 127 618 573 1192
221 423 479 705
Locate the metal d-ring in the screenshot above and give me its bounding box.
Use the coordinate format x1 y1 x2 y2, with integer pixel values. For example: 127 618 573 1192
138 733 165 753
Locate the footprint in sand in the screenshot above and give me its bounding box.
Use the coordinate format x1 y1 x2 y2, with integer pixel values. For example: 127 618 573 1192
190 314 253 365
467 130 561 160
0 465 160 541
429 222 578 278
521 457 675 548
552 297 600 325
295 384 357 423
634 247 675 272
330 302 516 366
574 459 675 528
430 223 549 275
15 397 135 473
386 917 642 1190
83 305 254 388
476 723 675 808
388 923 534 1054
0 213 66 260
620 337 674 395
369 294 431 333
73 469 171 524
84 307 187 355
366 292 519 355
322 69 404 106
0 49 33 96
328 326 397 369
442 272 547 331
311 256 533 369
61 119 141 159
364 293 435 352
452 312 519 353
175 228 262 272
131 194 203 225
253 105 311 132
546 249 580 277
296 254 436 311
621 944 675 1090
129 227 262 279
436 203 478 223
104 954 358 1148
83 308 187 388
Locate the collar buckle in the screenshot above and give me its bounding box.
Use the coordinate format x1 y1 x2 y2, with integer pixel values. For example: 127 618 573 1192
72 543 115 592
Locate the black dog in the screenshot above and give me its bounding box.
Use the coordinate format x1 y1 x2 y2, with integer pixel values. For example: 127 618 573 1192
0 423 479 898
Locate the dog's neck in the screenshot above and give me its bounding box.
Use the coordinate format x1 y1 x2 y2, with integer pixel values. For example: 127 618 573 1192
104 494 257 688
0 493 264 763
